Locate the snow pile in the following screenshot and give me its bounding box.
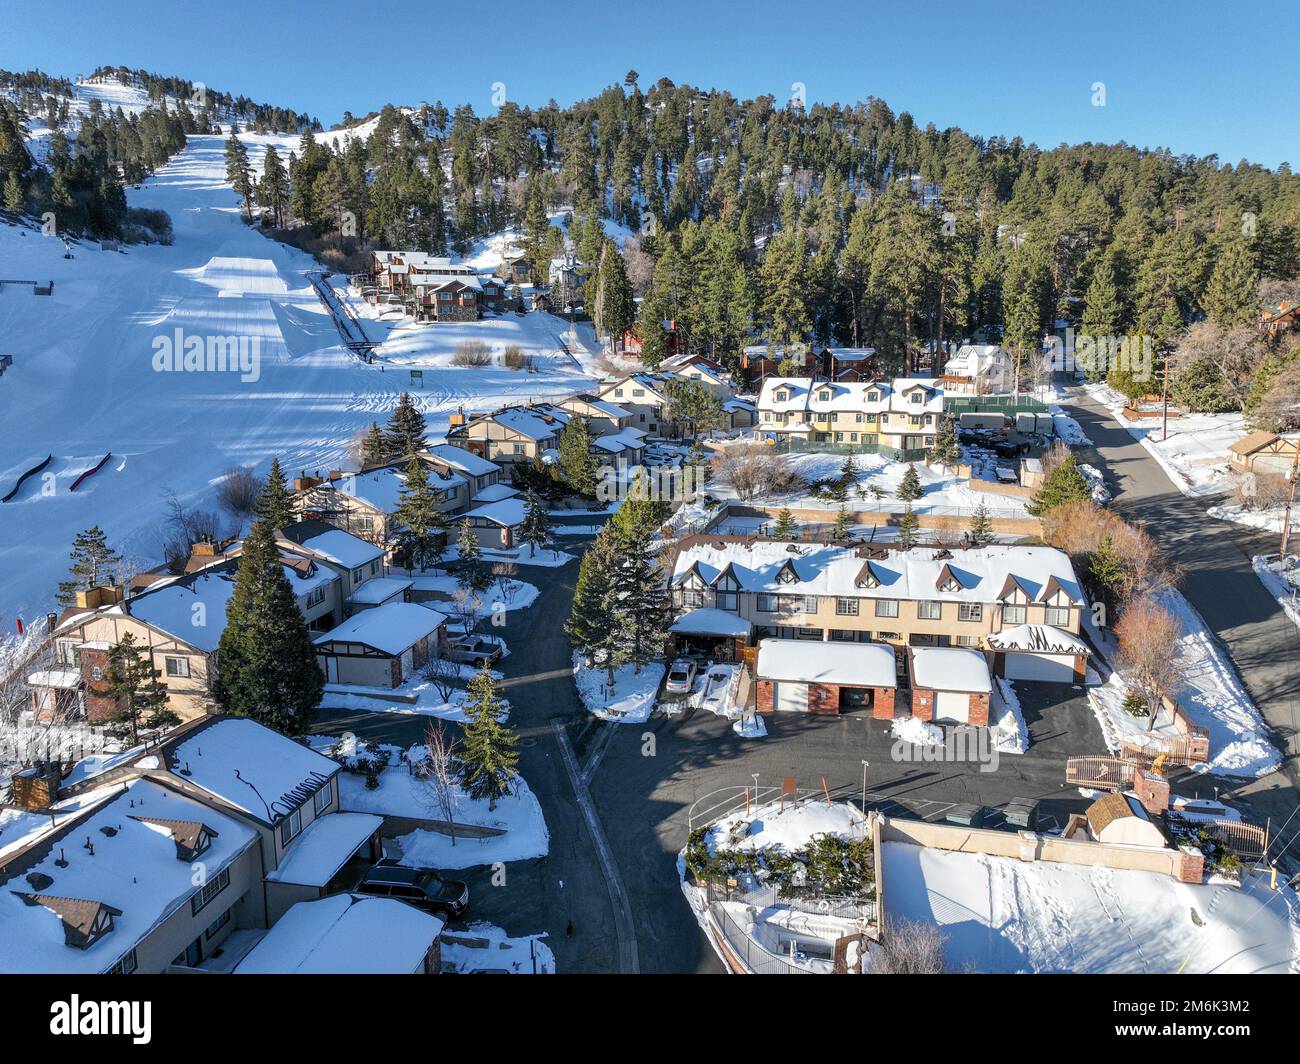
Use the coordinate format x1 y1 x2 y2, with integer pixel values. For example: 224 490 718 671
1208 503 1285 534
732 714 768 739
706 800 867 856
1251 554 1300 631
1051 409 1092 446
890 716 944 746
440 921 556 974
573 653 665 723
989 678 1029 754
882 841 1300 974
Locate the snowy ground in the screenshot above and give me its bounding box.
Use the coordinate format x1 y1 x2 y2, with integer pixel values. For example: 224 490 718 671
989 678 1030 754
1251 554 1300 631
705 799 867 856
0 127 597 634
882 840 1300 974
309 736 549 870
572 654 666 723
1084 590 1281 778
440 921 555 974
1079 381 1243 498
1208 502 1286 534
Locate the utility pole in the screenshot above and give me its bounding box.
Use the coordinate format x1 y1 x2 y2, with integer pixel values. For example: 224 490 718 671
1279 436 1300 559
1160 350 1170 443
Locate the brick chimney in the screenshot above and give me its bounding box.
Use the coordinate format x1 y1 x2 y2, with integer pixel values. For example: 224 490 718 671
1132 766 1170 816
10 762 62 810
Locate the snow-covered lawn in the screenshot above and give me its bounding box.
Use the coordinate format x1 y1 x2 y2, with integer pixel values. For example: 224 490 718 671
311 736 549 870
882 841 1300 973
1208 502 1285 534
1084 590 1281 778
1078 381 1243 497
572 654 665 723
440 543 575 569
440 922 555 974
408 571 540 614
1251 554 1300 631
705 799 867 856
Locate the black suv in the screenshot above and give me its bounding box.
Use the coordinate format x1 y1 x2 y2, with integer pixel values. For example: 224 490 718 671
354 860 469 918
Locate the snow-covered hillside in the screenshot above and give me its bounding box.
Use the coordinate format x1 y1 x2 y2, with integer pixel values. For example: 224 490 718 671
0 129 601 628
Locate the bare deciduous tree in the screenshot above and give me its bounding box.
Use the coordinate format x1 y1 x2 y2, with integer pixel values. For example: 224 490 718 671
1114 596 1183 730
216 466 261 518
872 917 949 974
420 653 459 703
710 445 806 501
413 721 461 844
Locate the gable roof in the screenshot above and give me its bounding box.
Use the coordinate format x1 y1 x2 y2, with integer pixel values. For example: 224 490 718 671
314 602 445 657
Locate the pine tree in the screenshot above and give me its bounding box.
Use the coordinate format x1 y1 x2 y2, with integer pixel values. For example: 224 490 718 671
1203 237 1260 329
1027 453 1093 516
1082 254 1121 339
2 170 23 213
831 505 852 540
897 502 919 548
519 489 551 557
257 457 294 530
592 238 636 350
566 527 620 673
360 421 386 467
609 505 671 671
459 665 519 810
393 457 447 571
56 527 122 606
927 415 961 470
1088 533 1125 611
385 392 427 459
212 518 323 736
967 501 994 548
839 451 859 486
557 416 598 496
773 508 797 539
256 144 290 227
455 517 489 590
896 464 923 501
224 129 253 220
94 632 178 745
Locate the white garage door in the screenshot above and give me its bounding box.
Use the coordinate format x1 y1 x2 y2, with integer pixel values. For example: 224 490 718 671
934 690 970 723
774 682 809 712
1003 652 1076 683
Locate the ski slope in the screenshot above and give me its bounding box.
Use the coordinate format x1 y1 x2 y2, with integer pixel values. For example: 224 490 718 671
0 129 598 627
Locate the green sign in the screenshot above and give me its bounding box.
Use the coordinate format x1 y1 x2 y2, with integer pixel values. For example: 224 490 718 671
410 369 423 387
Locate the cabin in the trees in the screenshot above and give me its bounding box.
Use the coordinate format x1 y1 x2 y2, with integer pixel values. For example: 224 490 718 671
1260 299 1300 338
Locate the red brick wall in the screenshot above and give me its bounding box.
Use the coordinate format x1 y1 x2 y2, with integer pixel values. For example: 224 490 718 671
969 692 990 727
912 689 934 721
756 680 774 714
808 684 840 715
1176 849 1205 884
872 687 896 720
1132 767 1171 815
79 648 116 722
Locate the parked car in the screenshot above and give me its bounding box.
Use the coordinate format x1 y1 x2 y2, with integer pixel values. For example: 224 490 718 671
354 860 469 918
664 657 698 695
446 636 503 668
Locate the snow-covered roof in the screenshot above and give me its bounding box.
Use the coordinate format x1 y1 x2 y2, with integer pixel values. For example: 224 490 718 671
472 482 520 504
234 893 444 974
26 668 80 689
826 347 877 362
672 541 1083 607
347 576 414 606
987 624 1088 655
126 564 338 652
910 647 991 693
425 443 500 477
757 377 943 417
265 812 383 887
336 465 463 512
0 779 257 973
757 638 896 687
669 608 753 639
943 344 1006 376
482 406 568 442
300 528 387 570
167 719 339 826
463 497 527 528
314 602 444 656
879 841 1300 973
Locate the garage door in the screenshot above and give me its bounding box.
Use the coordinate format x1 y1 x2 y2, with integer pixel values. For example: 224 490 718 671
774 682 809 712
934 690 970 723
1002 652 1076 683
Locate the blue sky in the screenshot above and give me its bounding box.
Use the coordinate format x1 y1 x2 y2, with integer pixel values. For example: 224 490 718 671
2 0 1294 168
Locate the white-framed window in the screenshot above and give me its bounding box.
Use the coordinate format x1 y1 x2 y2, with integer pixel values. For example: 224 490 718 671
191 867 230 915
305 586 326 608
716 591 738 610
1045 606 1071 627
279 807 303 847
313 784 332 815
954 634 980 647
106 949 137 975
1003 604 1027 624
757 594 779 612
958 603 983 623
917 600 941 620
830 629 856 641
164 656 190 678
875 599 899 618
351 567 364 582
835 598 859 616
680 589 704 608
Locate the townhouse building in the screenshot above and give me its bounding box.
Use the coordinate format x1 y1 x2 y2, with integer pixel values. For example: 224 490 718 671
755 377 945 451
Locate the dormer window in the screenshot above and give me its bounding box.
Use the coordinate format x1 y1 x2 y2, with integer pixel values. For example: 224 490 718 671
818 391 832 402
867 392 879 403
775 390 789 403
939 577 961 593
909 392 923 404
776 565 799 585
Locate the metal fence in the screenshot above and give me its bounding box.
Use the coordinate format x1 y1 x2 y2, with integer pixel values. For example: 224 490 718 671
707 901 816 974
705 879 875 924
944 396 1051 415
773 438 931 462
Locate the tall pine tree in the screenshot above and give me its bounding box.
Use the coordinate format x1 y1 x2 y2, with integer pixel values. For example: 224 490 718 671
56 527 122 606
393 457 447 572
459 665 519 810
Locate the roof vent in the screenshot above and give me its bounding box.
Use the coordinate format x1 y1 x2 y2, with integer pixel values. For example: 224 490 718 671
25 872 54 891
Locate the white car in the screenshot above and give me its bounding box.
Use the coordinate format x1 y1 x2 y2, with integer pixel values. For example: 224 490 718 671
663 658 698 695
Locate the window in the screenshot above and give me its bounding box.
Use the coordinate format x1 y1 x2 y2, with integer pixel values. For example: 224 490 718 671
305 586 326 609
877 631 901 641
313 784 332 815
106 949 138 975
775 390 789 402
716 591 738 610
830 629 856 642
867 392 879 403
818 391 832 402
955 635 980 647
802 595 819 613
757 594 779 613
835 598 859 616
958 604 983 623
351 567 364 582
1003 604 1027 625
917 600 941 620
909 392 923 404
875 599 899 618
278 807 303 847
1045 606 1071 627
205 907 231 940
191 867 230 915
797 627 821 638
680 589 704 609
633 388 645 397
164 656 190 678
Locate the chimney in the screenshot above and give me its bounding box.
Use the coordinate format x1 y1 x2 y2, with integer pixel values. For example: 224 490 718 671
11 762 62 810
1131 766 1170 816
293 476 322 492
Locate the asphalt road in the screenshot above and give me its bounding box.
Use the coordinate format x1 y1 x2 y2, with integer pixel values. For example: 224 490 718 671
1063 386 1300 860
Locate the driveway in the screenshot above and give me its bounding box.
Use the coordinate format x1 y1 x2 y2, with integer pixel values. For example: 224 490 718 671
1063 386 1300 861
